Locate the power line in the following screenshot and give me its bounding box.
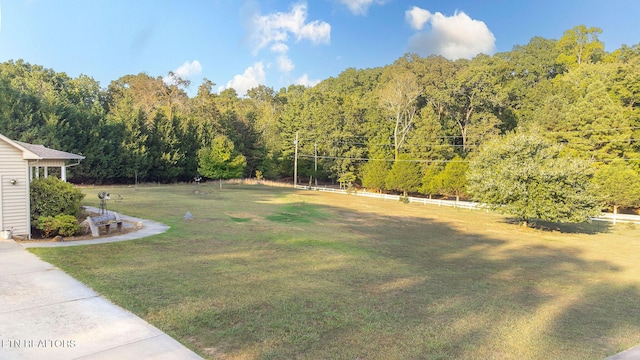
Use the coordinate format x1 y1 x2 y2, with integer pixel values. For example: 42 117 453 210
297 131 640 149
298 154 640 163
546 126 640 134
327 141 474 148
297 154 466 163
298 126 640 144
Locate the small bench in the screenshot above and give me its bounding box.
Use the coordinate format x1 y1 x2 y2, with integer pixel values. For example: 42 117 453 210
86 213 123 237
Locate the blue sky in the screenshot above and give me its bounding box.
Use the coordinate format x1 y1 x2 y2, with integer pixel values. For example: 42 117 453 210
1 0 639 96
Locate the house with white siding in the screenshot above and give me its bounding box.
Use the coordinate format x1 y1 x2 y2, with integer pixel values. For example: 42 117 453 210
0 133 84 239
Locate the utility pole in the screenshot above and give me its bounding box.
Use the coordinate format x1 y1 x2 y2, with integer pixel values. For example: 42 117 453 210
314 143 318 187
294 131 299 187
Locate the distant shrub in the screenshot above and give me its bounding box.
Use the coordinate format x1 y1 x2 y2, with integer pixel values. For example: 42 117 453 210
36 214 81 237
30 177 85 222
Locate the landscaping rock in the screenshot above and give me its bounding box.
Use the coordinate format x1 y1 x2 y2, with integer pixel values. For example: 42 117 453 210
79 219 91 235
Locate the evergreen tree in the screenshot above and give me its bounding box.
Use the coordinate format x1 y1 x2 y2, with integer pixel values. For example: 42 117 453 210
435 156 468 201
420 164 444 198
361 159 390 192
385 155 422 194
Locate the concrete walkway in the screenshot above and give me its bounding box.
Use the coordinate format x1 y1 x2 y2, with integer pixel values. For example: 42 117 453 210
0 210 202 360
606 345 640 360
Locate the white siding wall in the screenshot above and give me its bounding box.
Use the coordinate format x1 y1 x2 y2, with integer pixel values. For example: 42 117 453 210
0 139 30 237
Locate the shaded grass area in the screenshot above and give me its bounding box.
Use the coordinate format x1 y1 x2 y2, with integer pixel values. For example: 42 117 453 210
30 184 640 359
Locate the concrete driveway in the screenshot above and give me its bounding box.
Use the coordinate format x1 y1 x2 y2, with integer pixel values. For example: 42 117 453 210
0 211 202 359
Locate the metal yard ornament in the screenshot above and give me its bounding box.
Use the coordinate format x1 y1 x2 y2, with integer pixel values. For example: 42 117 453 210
98 191 110 215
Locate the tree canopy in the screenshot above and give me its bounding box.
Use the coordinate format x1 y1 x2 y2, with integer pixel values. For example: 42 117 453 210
467 133 601 226
1 24 639 221
197 135 247 180
593 160 640 215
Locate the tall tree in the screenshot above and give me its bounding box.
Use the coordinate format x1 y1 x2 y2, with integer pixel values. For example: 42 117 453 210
434 156 468 201
197 135 247 180
556 25 605 68
378 70 422 160
106 73 165 121
162 71 190 121
420 164 445 198
467 132 601 227
593 160 640 218
405 106 454 162
537 63 633 161
105 94 151 183
146 111 185 182
247 84 283 177
385 155 422 194
498 37 562 125
447 55 507 152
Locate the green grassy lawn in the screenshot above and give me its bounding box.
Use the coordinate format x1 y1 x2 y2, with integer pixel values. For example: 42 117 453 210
29 184 640 359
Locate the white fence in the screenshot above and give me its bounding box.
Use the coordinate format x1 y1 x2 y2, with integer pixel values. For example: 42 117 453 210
590 212 640 225
295 185 482 210
294 184 640 225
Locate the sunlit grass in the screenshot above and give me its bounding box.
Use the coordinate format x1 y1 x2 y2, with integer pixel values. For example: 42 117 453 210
30 183 640 359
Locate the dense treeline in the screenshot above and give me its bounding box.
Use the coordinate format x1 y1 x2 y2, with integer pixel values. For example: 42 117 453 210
1 26 639 204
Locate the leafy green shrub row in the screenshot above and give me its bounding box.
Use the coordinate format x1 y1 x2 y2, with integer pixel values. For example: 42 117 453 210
36 214 81 237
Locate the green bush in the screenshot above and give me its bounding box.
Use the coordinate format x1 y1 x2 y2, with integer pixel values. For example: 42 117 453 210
30 177 85 222
36 214 81 237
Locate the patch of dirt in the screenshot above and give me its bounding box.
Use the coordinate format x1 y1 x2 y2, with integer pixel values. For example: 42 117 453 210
225 212 262 221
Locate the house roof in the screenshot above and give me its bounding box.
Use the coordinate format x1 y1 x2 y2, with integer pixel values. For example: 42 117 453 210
14 141 85 160
0 132 85 161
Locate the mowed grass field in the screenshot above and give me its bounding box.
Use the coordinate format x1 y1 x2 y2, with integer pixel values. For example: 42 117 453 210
30 184 640 359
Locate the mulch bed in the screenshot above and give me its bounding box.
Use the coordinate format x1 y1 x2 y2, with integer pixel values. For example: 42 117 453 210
17 211 143 243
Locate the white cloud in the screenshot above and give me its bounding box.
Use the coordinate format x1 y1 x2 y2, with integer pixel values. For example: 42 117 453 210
295 74 320 87
338 0 388 16
250 2 330 54
270 42 289 53
248 3 330 80
405 6 431 30
163 60 202 85
406 8 496 60
174 60 202 78
224 62 266 96
277 55 295 73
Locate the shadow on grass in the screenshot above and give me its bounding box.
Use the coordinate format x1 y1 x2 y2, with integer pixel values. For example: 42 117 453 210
320 211 638 359
500 217 612 234
176 207 639 358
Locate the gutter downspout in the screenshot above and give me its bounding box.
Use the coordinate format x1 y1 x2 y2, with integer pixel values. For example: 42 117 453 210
62 159 82 182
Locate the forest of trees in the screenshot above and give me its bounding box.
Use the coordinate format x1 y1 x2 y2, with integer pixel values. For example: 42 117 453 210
1 25 640 214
